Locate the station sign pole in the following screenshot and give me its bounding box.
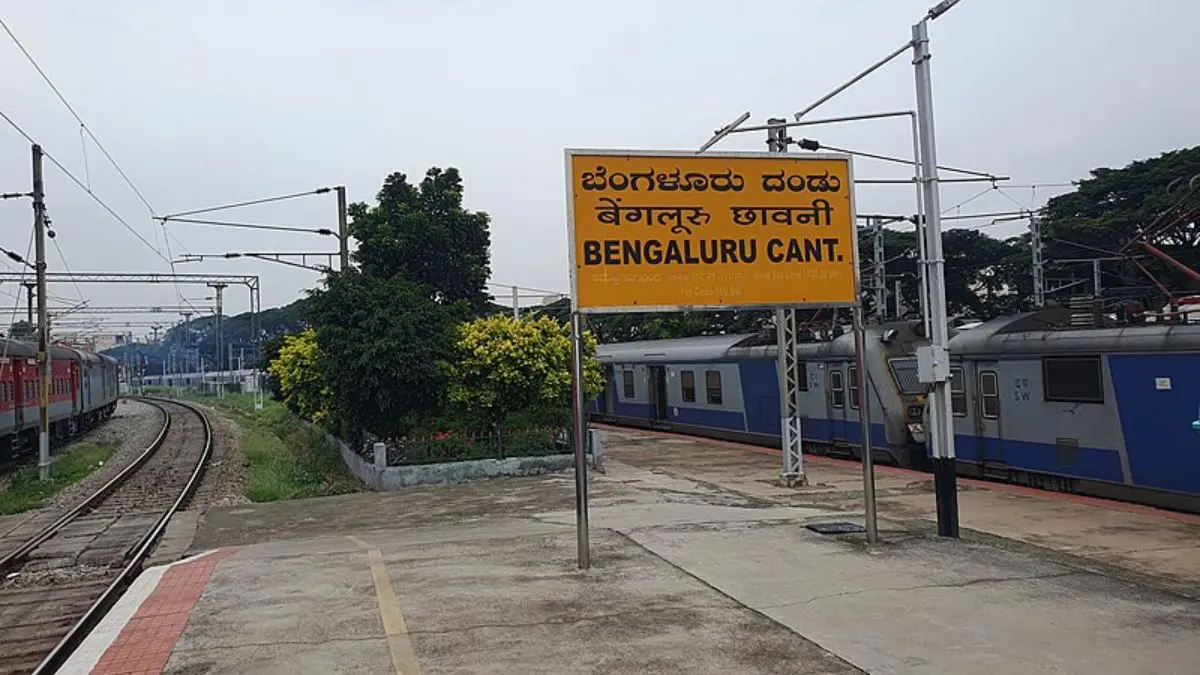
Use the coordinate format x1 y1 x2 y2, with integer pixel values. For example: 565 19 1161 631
568 311 591 569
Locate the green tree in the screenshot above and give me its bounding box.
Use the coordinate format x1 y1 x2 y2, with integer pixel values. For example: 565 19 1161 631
305 269 467 442
260 332 288 401
348 167 492 314
445 315 603 430
266 329 331 425
1039 146 1200 302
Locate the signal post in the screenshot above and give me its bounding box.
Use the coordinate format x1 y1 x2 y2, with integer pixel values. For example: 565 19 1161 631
565 149 870 569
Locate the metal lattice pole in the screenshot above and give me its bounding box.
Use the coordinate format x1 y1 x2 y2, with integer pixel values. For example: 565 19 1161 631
872 217 886 322
767 118 807 487
1031 215 1045 307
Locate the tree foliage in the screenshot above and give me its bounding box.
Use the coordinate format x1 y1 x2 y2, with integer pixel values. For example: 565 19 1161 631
348 167 492 315
445 315 603 429
305 269 468 442
302 166 495 442
266 329 331 425
1039 145 1200 300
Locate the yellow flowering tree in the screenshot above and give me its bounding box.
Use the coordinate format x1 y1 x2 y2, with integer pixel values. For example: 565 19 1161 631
446 315 603 429
267 328 332 426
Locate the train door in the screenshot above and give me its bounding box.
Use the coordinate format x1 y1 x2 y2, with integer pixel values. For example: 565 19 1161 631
72 361 82 414
647 365 669 421
12 359 25 430
599 365 614 414
975 365 1005 469
82 363 92 412
828 364 848 445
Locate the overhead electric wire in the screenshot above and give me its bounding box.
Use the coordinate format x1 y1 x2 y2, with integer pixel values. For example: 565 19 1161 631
1047 237 1126 258
993 186 1035 212
161 188 332 220
807 142 1001 179
941 185 995 216
51 237 87 304
1 228 36 374
160 216 334 236
0 111 169 265
0 18 159 217
1 18 194 308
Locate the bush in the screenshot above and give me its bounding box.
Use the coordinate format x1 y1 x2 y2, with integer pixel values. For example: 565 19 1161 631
445 315 603 431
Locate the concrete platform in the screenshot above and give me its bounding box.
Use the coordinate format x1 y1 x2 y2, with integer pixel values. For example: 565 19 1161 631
60 426 1200 674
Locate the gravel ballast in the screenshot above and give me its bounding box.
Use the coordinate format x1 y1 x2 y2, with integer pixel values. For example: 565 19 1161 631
44 400 167 511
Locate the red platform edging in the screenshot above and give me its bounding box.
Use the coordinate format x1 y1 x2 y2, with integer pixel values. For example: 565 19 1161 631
90 547 240 675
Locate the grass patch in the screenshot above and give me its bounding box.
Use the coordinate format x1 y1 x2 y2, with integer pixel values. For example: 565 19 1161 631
0 443 118 515
239 404 364 502
142 389 363 503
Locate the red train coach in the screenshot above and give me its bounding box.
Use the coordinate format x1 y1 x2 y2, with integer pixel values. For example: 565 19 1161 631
0 339 119 457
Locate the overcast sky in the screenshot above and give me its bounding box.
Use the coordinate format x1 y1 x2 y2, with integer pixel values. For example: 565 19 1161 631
1 0 1196 340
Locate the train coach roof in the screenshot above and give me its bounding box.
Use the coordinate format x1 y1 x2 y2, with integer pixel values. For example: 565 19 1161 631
950 307 1200 355
596 333 758 363
0 340 36 359
0 340 87 362
50 345 81 361
75 350 104 364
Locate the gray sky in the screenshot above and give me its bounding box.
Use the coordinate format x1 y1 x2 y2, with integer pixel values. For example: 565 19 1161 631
1 0 1196 339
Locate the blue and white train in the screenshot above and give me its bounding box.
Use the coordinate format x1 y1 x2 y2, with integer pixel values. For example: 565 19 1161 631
591 307 1200 513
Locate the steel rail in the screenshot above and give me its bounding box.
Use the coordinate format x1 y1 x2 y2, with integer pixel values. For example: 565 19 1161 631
31 396 213 674
0 400 172 574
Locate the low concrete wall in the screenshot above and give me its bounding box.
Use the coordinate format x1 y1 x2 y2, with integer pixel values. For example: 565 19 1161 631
310 421 576 490
379 454 575 489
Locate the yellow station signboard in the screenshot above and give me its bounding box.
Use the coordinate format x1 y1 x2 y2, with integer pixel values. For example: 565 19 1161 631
566 149 859 312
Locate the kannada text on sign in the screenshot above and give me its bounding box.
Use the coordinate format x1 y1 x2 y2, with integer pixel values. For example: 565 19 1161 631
567 151 858 312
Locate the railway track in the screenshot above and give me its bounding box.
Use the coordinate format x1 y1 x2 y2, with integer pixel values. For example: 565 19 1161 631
0 398 212 675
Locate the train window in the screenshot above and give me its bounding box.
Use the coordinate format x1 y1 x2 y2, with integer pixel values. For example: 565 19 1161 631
705 370 723 405
680 370 696 403
979 371 1000 419
950 368 967 416
830 369 845 408
888 357 924 395
797 361 809 392
848 366 860 410
622 369 635 399
1043 357 1104 403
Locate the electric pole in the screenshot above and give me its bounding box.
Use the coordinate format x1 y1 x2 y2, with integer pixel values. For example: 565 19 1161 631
181 311 193 374
32 145 51 481
208 283 227 398
766 117 808 488
1031 215 1045 308
872 218 886 322
913 15 959 538
512 286 520 319
23 282 34 327
336 185 349 270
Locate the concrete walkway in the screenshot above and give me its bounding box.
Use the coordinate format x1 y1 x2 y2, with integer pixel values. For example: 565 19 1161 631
59 427 1200 674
